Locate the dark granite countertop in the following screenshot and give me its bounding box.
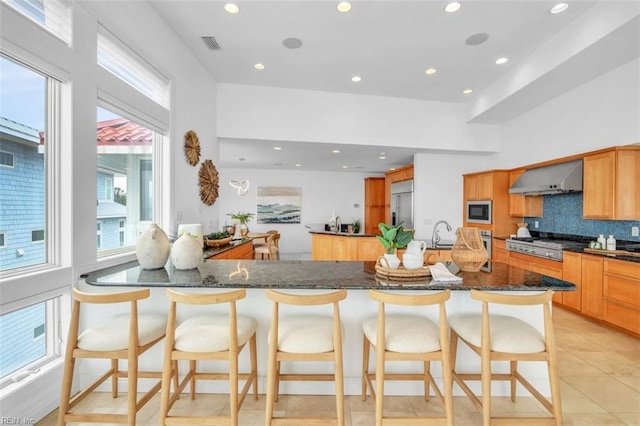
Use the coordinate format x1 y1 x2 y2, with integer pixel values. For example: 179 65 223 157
84 260 576 291
309 231 380 238
564 246 640 263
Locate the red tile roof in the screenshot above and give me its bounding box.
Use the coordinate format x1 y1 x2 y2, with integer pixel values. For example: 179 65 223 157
97 118 152 146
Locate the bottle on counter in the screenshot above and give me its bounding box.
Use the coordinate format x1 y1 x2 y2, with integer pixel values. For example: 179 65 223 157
597 234 606 250
606 235 616 251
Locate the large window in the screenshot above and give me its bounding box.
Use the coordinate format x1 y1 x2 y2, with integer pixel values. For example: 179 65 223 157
0 54 63 391
1 0 71 45
97 107 158 255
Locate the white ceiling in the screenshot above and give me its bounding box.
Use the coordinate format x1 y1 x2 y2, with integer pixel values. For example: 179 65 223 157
149 1 612 173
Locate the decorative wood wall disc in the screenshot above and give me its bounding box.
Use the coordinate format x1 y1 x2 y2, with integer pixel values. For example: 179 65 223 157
198 159 219 205
184 130 201 166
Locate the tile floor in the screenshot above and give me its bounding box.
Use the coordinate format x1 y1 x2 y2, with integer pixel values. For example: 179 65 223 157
39 307 640 425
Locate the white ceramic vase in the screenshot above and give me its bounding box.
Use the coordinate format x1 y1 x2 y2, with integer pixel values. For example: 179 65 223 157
380 252 401 269
402 253 424 270
136 223 170 270
170 233 203 270
178 223 204 248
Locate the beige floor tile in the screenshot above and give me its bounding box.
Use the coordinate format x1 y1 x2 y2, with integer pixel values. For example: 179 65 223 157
557 380 608 413
555 331 611 352
614 412 640 426
562 412 626 425
563 376 640 413
558 350 608 377
614 375 640 392
572 351 640 376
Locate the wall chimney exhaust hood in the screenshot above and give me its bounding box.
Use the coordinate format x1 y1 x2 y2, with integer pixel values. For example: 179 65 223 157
509 159 583 196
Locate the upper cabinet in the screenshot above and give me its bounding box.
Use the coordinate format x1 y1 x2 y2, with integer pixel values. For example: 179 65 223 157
464 172 493 201
583 147 640 220
364 177 385 235
509 169 543 217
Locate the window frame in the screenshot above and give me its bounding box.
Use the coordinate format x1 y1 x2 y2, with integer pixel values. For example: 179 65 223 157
0 150 15 167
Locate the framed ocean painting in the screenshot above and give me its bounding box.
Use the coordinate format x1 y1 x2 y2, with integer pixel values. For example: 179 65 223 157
257 186 301 224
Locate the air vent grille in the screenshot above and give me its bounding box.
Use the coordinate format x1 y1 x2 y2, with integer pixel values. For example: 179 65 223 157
202 36 221 51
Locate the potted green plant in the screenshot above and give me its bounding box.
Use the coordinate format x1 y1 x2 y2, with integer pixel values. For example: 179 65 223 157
376 222 413 269
351 217 362 234
228 211 255 236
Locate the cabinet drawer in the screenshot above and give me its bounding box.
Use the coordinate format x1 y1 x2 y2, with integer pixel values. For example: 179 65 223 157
604 301 640 335
604 259 640 279
604 274 640 309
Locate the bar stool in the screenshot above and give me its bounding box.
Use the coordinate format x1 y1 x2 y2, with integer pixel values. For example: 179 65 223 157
159 288 258 426
264 289 347 426
362 289 453 426
58 288 166 425
449 289 562 426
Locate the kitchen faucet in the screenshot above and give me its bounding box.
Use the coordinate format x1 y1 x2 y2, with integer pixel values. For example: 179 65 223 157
335 216 342 233
432 220 452 247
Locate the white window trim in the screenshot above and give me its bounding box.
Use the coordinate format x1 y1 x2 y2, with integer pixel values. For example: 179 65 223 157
0 150 15 168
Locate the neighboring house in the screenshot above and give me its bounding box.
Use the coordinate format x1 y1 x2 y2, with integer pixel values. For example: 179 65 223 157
0 116 45 271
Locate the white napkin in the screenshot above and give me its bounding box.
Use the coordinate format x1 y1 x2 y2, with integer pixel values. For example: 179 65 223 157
428 262 463 283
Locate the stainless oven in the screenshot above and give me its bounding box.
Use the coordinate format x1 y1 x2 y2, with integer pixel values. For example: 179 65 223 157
466 200 492 224
480 229 491 272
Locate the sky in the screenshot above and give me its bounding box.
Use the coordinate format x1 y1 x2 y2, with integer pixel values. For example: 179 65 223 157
0 56 46 131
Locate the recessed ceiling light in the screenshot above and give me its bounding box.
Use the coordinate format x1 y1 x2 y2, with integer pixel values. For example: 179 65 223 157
465 33 489 46
342 165 348 169
254 63 265 70
425 68 437 75
332 149 340 154
224 3 239 14
295 164 301 167
495 57 509 65
463 89 473 95
550 3 569 14
379 156 386 160
351 75 362 82
282 38 303 49
336 1 351 13
273 146 282 150
444 2 461 13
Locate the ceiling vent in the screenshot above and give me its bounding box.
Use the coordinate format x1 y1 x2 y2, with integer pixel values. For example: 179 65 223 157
201 36 221 51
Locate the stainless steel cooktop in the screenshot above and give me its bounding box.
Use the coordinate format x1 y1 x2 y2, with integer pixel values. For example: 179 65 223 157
506 238 587 261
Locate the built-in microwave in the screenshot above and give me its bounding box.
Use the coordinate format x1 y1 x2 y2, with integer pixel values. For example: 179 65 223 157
466 200 492 224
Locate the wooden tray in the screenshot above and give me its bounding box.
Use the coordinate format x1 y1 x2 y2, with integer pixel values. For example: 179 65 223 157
375 263 432 279
584 248 640 258
205 236 233 248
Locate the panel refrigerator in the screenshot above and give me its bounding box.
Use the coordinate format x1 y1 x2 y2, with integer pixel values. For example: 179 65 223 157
390 180 413 229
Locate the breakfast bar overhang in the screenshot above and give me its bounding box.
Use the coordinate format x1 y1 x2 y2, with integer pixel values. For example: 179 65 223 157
80 260 575 397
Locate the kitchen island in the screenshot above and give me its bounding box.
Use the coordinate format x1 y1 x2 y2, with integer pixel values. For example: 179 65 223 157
79 260 573 397
310 231 453 262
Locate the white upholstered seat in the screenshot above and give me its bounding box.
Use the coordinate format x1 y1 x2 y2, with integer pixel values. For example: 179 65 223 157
77 313 166 351
174 314 257 352
362 314 441 353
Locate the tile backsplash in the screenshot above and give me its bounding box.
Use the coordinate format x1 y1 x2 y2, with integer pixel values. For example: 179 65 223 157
524 192 640 242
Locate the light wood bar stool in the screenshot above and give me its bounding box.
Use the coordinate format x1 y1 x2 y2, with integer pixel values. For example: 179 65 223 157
362 289 453 426
159 288 258 426
264 289 347 426
58 288 166 426
449 289 562 426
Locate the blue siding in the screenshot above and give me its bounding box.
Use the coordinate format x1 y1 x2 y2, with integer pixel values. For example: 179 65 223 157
0 303 46 377
0 138 45 271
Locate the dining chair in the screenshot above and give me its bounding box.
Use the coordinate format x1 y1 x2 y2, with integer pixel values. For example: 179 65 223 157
362 289 453 426
158 288 258 426
264 289 347 426
58 288 166 425
449 289 562 426
254 233 279 260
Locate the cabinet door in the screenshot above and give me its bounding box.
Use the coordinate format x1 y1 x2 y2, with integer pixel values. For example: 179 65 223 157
492 238 509 264
509 170 543 217
615 149 640 219
476 173 494 200
311 234 333 260
561 251 582 310
583 151 615 219
464 175 478 200
364 177 386 234
581 255 604 319
357 238 385 261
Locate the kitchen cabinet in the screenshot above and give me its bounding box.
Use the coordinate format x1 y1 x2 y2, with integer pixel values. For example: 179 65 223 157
423 249 452 263
558 251 581 311
583 147 640 220
603 259 640 335
508 169 543 217
464 172 494 201
206 240 254 260
311 233 384 261
581 254 604 320
385 164 413 224
492 238 509 264
364 177 385 235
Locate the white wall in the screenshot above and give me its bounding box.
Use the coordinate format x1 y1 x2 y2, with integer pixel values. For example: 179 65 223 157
217 83 502 152
218 168 381 254
491 58 640 169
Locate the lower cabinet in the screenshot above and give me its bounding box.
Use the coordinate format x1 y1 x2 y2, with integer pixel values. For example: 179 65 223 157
207 241 255 260
311 234 385 261
603 259 640 335
581 254 604 320
558 251 582 310
508 252 563 279
492 238 509 264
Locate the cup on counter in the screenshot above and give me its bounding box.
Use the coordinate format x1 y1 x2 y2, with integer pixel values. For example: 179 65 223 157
589 241 602 249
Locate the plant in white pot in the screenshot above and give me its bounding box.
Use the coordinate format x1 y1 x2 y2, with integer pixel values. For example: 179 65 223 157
227 211 255 237
376 222 413 269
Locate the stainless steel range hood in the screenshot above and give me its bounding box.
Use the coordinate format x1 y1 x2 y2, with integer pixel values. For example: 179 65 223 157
509 159 583 196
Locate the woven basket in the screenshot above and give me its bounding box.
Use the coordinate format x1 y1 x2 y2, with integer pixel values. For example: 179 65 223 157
450 227 488 272
205 236 233 248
